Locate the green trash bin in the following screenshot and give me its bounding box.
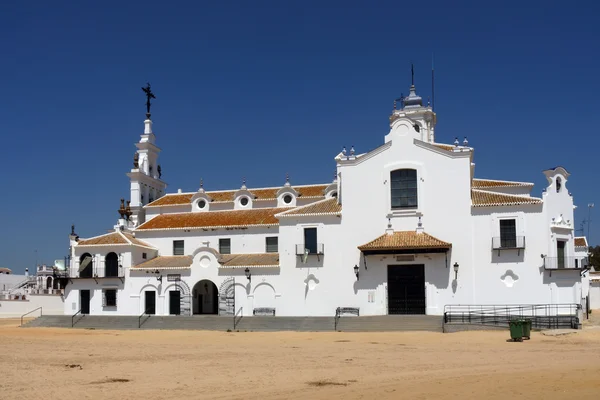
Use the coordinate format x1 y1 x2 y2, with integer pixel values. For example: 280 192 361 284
509 319 524 342
522 319 532 340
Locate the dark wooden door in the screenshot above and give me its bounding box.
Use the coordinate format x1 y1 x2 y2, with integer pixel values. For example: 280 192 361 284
169 291 181 315
80 290 90 314
388 265 426 315
145 291 156 315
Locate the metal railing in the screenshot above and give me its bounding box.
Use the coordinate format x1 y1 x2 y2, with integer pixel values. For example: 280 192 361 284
138 307 153 329
543 256 589 270
334 307 360 331
295 243 324 255
492 236 525 250
72 309 84 327
233 307 243 330
21 307 42 326
443 304 582 331
68 266 125 279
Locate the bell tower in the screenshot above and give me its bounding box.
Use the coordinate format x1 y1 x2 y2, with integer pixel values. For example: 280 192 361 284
126 83 167 227
387 64 437 143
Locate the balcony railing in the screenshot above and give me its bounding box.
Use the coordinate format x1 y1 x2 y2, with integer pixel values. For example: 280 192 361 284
492 236 525 250
68 266 125 279
543 256 589 270
295 243 325 255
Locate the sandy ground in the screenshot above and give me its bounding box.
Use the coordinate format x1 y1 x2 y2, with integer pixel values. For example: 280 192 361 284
1 318 600 400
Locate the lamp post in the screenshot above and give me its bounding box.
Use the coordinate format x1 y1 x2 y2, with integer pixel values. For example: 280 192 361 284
453 262 459 280
245 267 251 282
354 264 359 281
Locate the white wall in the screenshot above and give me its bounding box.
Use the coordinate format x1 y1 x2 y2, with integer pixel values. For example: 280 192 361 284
0 295 64 318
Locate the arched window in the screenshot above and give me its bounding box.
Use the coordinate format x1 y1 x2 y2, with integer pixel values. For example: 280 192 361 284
391 169 418 209
556 177 562 193
79 253 93 278
105 252 119 278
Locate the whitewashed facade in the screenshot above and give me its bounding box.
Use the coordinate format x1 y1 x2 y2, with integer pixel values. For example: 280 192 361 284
62 82 591 317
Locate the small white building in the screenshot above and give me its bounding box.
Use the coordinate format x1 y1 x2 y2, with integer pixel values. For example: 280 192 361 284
62 81 591 318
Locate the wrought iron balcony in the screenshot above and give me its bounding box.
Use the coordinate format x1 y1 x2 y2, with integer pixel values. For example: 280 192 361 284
295 243 324 255
67 266 125 280
492 236 525 250
543 256 589 270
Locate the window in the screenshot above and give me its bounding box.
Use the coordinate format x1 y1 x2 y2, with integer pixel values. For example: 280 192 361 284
499 219 517 248
173 240 184 256
556 177 562 193
557 240 566 268
304 228 317 254
142 252 147 259
391 169 418 209
198 200 206 209
103 289 117 307
283 194 292 204
240 197 249 206
266 237 278 253
219 238 231 254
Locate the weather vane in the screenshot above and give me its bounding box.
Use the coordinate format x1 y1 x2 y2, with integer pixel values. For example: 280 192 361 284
141 82 156 118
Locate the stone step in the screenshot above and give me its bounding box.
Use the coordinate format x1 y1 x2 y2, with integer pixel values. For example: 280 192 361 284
21 314 442 332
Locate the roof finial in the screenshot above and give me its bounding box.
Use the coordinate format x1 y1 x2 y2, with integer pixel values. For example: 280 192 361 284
350 145 355 156
333 170 337 182
241 177 247 190
141 82 156 119
411 62 415 86
284 173 291 187
118 198 126 219
198 178 205 193
463 137 469 146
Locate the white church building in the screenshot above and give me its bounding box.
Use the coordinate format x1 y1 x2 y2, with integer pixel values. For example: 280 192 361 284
61 80 591 318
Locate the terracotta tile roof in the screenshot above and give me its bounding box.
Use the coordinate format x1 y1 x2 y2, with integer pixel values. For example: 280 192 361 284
277 198 342 217
471 189 542 207
575 237 588 247
219 253 280 268
432 143 455 151
358 231 452 251
472 179 534 188
132 256 193 270
136 207 287 231
77 231 156 248
146 184 328 207
77 232 129 246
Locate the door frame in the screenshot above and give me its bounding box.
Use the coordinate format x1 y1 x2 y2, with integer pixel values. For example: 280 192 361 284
80 290 91 314
169 290 181 315
145 290 156 315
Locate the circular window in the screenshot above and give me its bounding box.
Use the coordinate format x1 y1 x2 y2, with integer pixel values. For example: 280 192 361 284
283 194 293 204
198 200 206 209
240 197 249 206
331 192 338 198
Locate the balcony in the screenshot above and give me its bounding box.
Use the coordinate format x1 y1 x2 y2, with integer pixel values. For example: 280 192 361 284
543 256 589 272
492 236 525 255
68 266 125 282
295 243 324 261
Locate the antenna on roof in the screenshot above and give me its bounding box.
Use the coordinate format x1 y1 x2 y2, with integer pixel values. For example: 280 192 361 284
431 53 435 111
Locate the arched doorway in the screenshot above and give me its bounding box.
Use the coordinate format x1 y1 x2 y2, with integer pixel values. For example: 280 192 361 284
105 252 119 277
46 276 52 289
192 280 218 315
79 253 93 278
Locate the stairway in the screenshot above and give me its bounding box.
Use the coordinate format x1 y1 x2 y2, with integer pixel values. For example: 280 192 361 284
22 314 442 332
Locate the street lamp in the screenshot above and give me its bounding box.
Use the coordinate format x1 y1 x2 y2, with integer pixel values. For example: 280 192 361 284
453 262 459 280
354 264 359 281
245 267 251 282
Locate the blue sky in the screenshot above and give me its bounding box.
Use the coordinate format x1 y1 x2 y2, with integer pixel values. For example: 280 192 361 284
1 1 599 272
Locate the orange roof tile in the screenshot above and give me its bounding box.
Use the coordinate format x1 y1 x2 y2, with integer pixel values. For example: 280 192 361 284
575 237 588 247
77 232 129 246
136 207 287 231
358 231 451 251
77 231 156 248
432 143 455 151
472 179 533 188
277 198 341 217
471 189 542 207
132 256 193 270
146 184 328 207
219 253 279 268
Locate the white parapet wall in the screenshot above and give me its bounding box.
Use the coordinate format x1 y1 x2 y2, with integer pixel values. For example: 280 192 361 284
0 295 65 318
